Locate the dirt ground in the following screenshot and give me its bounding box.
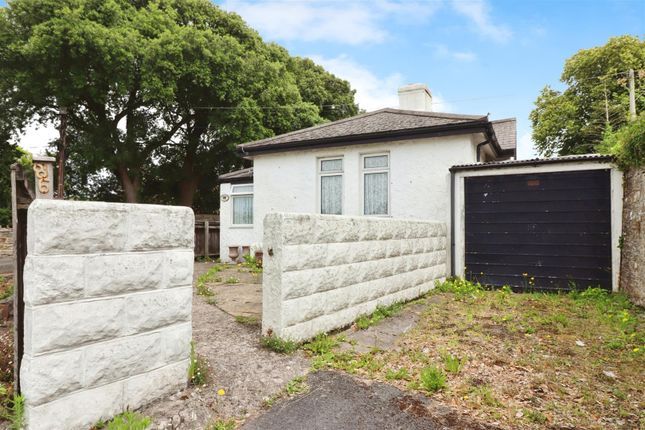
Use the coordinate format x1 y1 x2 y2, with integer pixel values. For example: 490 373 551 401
142 262 309 429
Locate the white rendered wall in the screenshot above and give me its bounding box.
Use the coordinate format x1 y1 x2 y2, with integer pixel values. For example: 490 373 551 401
219 182 258 262
452 162 623 291
262 213 447 341
251 134 479 272
21 200 194 430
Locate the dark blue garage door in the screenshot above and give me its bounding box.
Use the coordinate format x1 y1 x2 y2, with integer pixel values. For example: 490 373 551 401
464 169 612 291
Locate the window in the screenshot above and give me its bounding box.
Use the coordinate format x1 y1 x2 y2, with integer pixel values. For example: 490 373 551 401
362 154 389 215
318 157 343 215
231 184 253 225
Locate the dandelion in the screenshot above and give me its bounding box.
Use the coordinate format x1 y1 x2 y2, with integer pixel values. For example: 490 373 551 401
217 388 226 396
463 395 469 400
634 348 640 353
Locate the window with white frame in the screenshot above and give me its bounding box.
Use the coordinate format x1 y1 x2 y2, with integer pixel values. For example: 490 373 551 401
318 157 343 215
231 184 253 225
362 154 389 215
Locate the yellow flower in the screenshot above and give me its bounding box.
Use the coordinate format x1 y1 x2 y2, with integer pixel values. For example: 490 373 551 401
633 348 640 353
217 388 226 396
522 273 528 277
463 395 469 400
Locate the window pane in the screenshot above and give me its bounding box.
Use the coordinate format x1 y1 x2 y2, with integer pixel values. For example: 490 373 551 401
364 155 388 169
321 158 342 172
232 184 253 193
364 172 388 215
321 175 342 215
233 195 253 224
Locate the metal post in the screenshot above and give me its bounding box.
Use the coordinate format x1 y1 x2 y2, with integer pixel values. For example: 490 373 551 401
57 107 68 198
628 69 636 121
204 221 209 258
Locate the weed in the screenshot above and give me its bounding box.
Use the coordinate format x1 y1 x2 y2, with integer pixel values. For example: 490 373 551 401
285 376 307 395
303 333 339 355
435 278 483 300
2 394 25 430
355 302 404 329
523 409 547 424
385 367 410 381
225 276 240 284
442 352 467 374
260 335 299 354
206 419 236 430
206 296 218 306
470 385 502 407
95 411 151 430
188 341 207 385
196 264 225 296
235 315 260 326
419 366 446 393
242 254 262 273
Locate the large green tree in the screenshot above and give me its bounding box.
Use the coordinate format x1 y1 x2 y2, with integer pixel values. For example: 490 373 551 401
0 0 357 208
530 36 645 156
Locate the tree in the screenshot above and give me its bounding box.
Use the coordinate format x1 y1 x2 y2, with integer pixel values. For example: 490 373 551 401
0 0 358 208
598 114 645 169
530 36 645 156
0 139 26 227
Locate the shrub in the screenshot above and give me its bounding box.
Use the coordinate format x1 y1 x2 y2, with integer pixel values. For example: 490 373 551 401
419 366 446 393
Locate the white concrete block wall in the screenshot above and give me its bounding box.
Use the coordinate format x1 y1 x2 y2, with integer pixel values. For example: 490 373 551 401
262 213 447 341
21 200 194 430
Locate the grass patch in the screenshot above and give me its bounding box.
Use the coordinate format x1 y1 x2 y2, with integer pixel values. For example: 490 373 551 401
419 366 446 393
385 367 410 381
263 376 309 408
441 352 466 374
235 315 260 326
242 254 263 274
94 411 150 430
225 276 240 284
260 334 299 354
303 333 339 355
205 419 236 430
523 409 547 424
188 341 207 385
355 302 404 329
1 394 24 430
196 263 224 297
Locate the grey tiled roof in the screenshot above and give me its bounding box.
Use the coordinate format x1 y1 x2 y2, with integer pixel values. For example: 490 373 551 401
218 167 253 183
238 108 488 152
450 154 613 171
491 118 517 153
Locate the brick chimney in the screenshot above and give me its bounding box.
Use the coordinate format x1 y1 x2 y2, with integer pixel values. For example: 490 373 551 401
398 84 433 112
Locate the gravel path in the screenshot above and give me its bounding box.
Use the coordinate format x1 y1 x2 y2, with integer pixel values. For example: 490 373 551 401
142 263 310 429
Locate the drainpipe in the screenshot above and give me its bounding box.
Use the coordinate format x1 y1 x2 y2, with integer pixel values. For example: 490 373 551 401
476 140 490 162
450 169 455 278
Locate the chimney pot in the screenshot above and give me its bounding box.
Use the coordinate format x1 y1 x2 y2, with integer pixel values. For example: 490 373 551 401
398 83 433 112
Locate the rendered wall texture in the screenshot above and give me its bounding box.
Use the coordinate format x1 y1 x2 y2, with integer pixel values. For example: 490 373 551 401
621 168 645 306
22 200 194 430
262 213 447 342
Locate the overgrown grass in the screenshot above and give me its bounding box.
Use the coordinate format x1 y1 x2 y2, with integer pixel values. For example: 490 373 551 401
188 341 207 385
419 366 446 393
94 411 151 430
260 334 299 354
355 302 404 329
205 419 236 430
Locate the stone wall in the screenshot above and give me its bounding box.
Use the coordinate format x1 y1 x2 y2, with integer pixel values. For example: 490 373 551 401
22 200 194 430
262 213 447 342
0 228 12 257
620 168 645 306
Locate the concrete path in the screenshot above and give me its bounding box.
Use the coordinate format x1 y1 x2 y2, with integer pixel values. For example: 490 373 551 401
338 302 427 353
243 371 499 430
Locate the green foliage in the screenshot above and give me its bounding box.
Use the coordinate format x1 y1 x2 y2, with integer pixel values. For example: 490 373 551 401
95 411 151 430
242 254 262 273
385 367 410 381
303 333 339 355
260 334 299 354
1 394 25 430
0 0 357 208
234 315 260 326
0 209 10 229
355 302 404 330
188 341 207 385
196 264 223 297
598 114 645 168
225 276 240 284
419 366 446 393
285 376 307 395
435 278 484 300
442 352 467 374
0 143 27 224
206 419 236 430
470 385 502 407
530 35 645 156
523 409 547 424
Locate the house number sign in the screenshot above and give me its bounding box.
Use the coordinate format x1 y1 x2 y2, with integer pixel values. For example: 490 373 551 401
31 155 56 199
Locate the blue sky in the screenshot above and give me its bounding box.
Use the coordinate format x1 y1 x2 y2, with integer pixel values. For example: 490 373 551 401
7 0 644 158
218 0 644 158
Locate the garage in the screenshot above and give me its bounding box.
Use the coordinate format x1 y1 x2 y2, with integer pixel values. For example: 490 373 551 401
451 155 622 292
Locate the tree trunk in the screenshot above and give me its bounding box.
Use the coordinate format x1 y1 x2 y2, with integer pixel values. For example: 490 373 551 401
178 177 198 207
117 166 140 203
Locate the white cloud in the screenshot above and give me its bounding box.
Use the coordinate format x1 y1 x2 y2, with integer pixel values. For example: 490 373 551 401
451 0 511 43
517 131 538 160
11 121 58 155
308 54 403 111
221 0 440 45
433 44 477 62
307 54 457 113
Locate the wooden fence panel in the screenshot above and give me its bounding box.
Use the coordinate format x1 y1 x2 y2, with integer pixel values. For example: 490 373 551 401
194 220 220 258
